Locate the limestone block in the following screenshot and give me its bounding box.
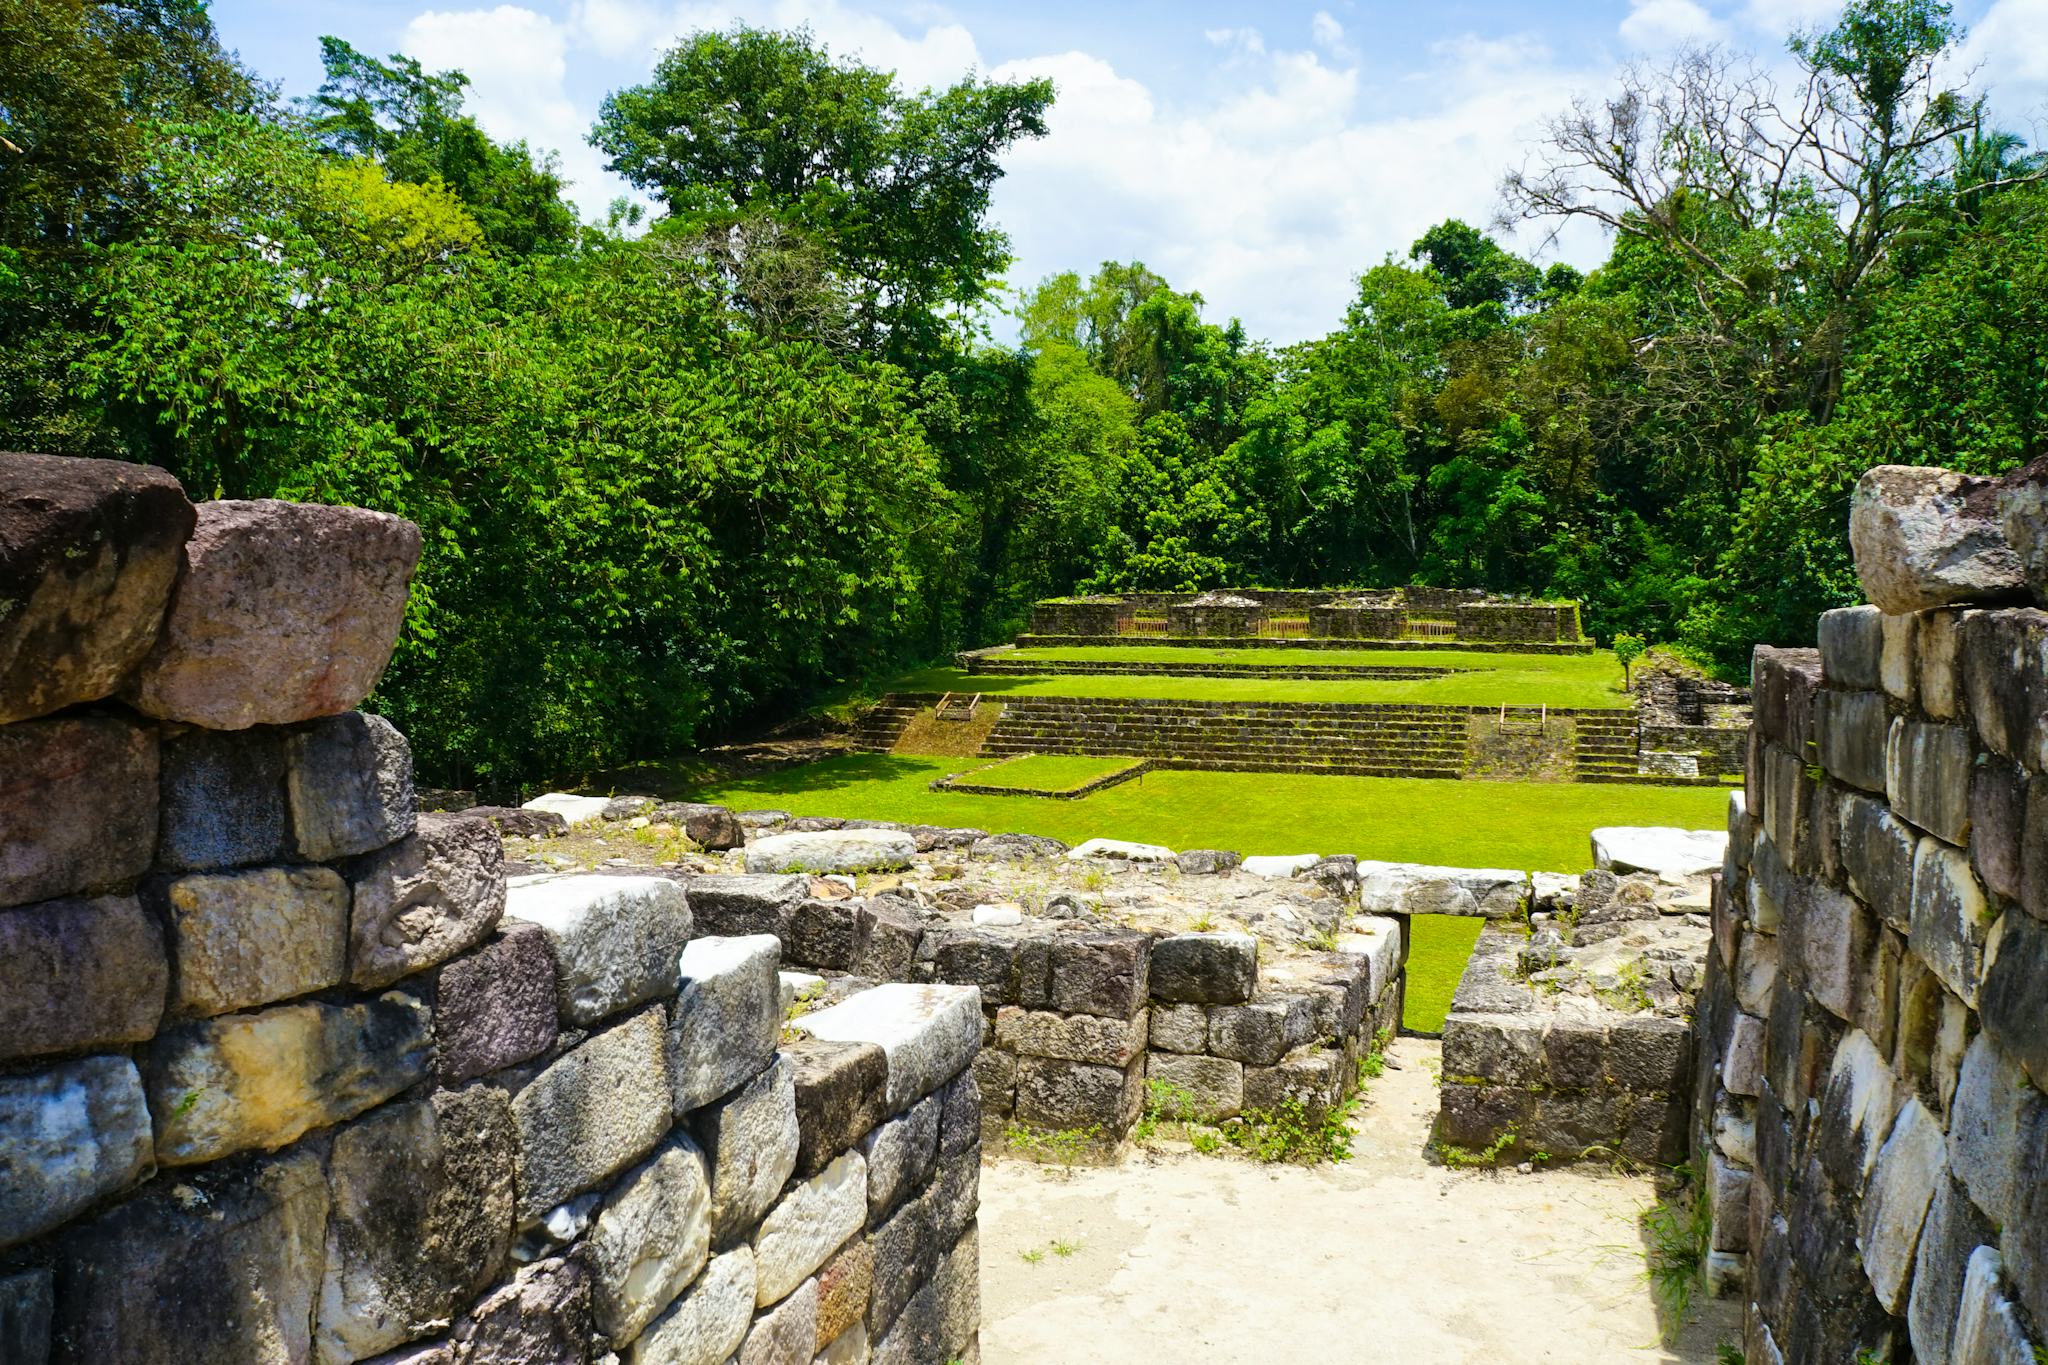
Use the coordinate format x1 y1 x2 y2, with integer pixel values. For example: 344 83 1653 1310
1970 758 2026 903
1065 837 1173 862
1144 1051 1243 1121
740 1277 817 1365
511 1007 673 1223
1888 719 1976 847
1208 993 1316 1066
1912 837 1996 1007
0 1269 51 1365
1148 1003 1208 1054
1713 1106 1756 1166
688 874 807 941
149 992 429 1166
1916 607 1968 719
1246 1053 1344 1121
937 1070 979 1159
1707 1153 1752 1252
669 934 780 1115
0 1056 153 1250
1751 646 1823 753
795 984 982 1114
1604 1015 1692 1094
651 802 746 851
1839 792 1918 931
1014 1055 1141 1134
859 1096 938 1224
816 1321 869 1365
446 1255 591 1365
521 791 609 827
1722 1013 1765 1097
922 926 1021 1004
0 714 156 910
929 1142 978 1251
1174 848 1242 875
1850 465 2026 613
1815 689 1890 793
1819 606 1885 689
971 1050 1015 1122
506 874 693 1027
1543 1019 1606 1090
1590 827 1728 882
1436 1082 1532 1149
754 1152 866 1305
867 1187 936 1337
745 830 917 876
1046 930 1149 1018
287 712 416 860
1442 1013 1545 1087
852 901 925 981
788 898 861 971
345 813 504 989
786 1038 888 1179
316 1087 517 1364
1795 879 1862 1021
0 454 193 723
126 498 418 727
1947 1033 2039 1229
1816 1029 1900 1195
1148 932 1257 1005
1355 860 1528 917
1882 611 1920 703
1242 852 1320 878
1909 1176 2001 1365
690 1054 800 1245
1952 1246 2040 1364
968 833 1067 861
815 1241 873 1353
433 922 559 1085
1858 1096 1947 1313
163 864 349 1015
992 1007 1145 1067
1962 609 2048 767
157 725 288 870
462 804 568 839
628 1250 755 1365
50 1148 326 1363
0 893 166 1062
585 1137 712 1347
1735 928 1779 1014
1982 910 2048 1091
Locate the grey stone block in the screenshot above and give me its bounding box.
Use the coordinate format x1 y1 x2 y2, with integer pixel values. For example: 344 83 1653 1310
0 1056 153 1251
687 873 806 942
993 1006 1146 1067
1148 1003 1208 1054
585 1137 711 1347
1442 1013 1545 1087
1149 931 1258 1005
868 1186 935 1338
1982 908 2048 1092
938 1070 980 1159
1707 1153 1751 1252
512 1006 673 1224
0 1270 51 1365
1852 465 2027 613
1436 1082 1530 1149
1793 879 1863 1021
753 1152 864 1306
1244 1052 1342 1120
670 934 780 1115
1963 608 2048 767
506 874 694 1027
860 1094 939 1224
157 725 287 870
1014 1055 1142 1135
162 864 349 1016
1820 606 1885 689
345 812 505 988
1207 993 1315 1066
0 893 166 1062
852 900 925 981
2004 1099 2048 1345
1970 757 2026 903
689 1054 800 1246
923 925 1021 1004
968 833 1067 861
1722 1012 1764 1097
1859 1095 1947 1313
1815 689 1890 793
433 922 559 1086
1751 646 1823 753
1144 1051 1243 1121
1888 718 1976 847
1919 607 1968 719
1605 1015 1691 1095
1947 1033 2040 1230
738 1276 817 1365
1952 1246 2039 1365
816 1239 873 1353
1839 791 1918 931
794 983 982 1115
787 1037 889 1179
628 1248 755 1365
0 713 157 910
1912 837 1996 1007
1881 611 1919 703
787 898 861 971
1815 1029 1900 1195
286 711 416 861
446 1254 590 1365
1174 848 1241 875
1048 930 1150 1018
1909 1176 2001 1365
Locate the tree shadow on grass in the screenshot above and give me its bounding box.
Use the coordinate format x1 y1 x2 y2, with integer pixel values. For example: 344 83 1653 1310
682 751 938 798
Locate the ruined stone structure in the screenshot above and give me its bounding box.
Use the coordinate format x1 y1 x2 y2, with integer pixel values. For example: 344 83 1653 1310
0 456 980 1365
1025 588 1589 649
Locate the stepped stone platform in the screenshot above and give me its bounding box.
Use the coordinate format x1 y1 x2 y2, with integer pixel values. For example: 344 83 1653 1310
1015 633 1595 655
957 647 1462 682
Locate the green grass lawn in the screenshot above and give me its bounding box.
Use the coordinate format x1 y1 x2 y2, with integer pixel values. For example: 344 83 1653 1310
1405 915 1486 1033
905 646 1630 710
953 753 1143 792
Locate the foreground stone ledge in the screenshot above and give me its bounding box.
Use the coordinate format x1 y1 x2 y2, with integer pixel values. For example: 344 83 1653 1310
669 934 781 1116
346 812 506 989
287 711 417 861
147 992 431 1165
794 984 983 1114
162 864 349 1016
505 874 693 1027
786 1037 890 1179
0 1056 154 1250
0 893 166 1062
125 498 421 729
510 1005 672 1224
0 713 157 910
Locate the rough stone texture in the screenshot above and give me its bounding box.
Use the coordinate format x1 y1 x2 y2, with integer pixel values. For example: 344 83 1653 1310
626 1248 755 1365
1819 606 1885 690
1970 758 2027 904
1148 932 1257 1004
126 498 422 728
867 1187 937 1338
1981 909 2048 1091
938 1071 980 1159
795 984 982 1114
1173 848 1242 875
687 874 807 941
1919 609 1968 720
1961 609 2048 769
510 1006 673 1223
852 901 926 982
650 802 745 852
1952 1246 2039 1364
585 1137 712 1347
433 923 559 1085
1850 465 2026 614
49 1148 327 1365
506 874 693 1027
968 833 1067 861
316 1087 516 1364
1590 827 1729 882
1859 1096 1947 1313
0 892 166 1062
1998 455 2048 605
0 454 195 724
459 805 568 839
0 713 157 910
922 925 1022 1004
788 898 861 971
157 726 288 871
1148 1003 1209 1054
689 1055 800 1246
1047 931 1150 1018
929 1143 978 1252
815 1241 873 1352
1911 837 1995 1008
670 934 781 1115
162 864 349 1016
1752 647 1824 754
0 1056 154 1251
1356 860 1528 917
1014 1056 1142 1134
287 711 417 861
1144 1051 1244 1121
744 830 917 876
1815 688 1890 794
1066 837 1174 862
1882 611 1919 704
446 1255 590 1365
859 1096 939 1223
346 813 505 988
1208 994 1316 1066
0 1269 52 1365
993 1007 1146 1067
1909 1176 2001 1365
786 1038 889 1179
1840 792 1919 932
148 991 430 1166
1889 719 1977 847
1946 1034 2037 1230
738 1277 817 1365
752 1151 866 1306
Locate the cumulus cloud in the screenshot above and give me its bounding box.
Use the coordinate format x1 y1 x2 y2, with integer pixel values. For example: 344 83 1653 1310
1618 0 1727 50
1961 0 2048 127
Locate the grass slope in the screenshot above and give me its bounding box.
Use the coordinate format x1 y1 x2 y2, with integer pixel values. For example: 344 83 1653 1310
957 753 1143 792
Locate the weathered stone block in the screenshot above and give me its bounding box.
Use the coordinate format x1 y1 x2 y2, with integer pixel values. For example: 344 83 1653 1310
149 991 430 1165
447 1254 590 1365
739 1276 817 1365
785 1037 889 1180
1947 1033 2039 1230
1541 1018 1606 1091
157 725 288 870
794 984 982 1115
1815 688 1889 793
0 454 193 724
1888 718 1976 847
687 874 806 942
1207 993 1315 1066
1858 1095 1946 1313
1014 1055 1142 1135
1356 860 1529 917
1982 910 2048 1092
1141 1051 1240 1121
745 830 916 876
1148 1002 1207 1054
316 1086 516 1364
1962 608 2048 767
852 900 925 981
938 1070 980 1159
1442 1013 1545 1087
1793 879 1862 1021
1735 928 1779 1014
929 1143 978 1251
1722 1013 1765 1097
433 922 558 1085
669 933 779 1115
585 1137 712 1347
1174 848 1241 875
754 1151 866 1306
163 864 349 1016
1912 836 1996 1007
50 1148 327 1363
0 1269 51 1365
972 1049 1015 1121
689 1054 800 1246
1148 931 1257 1004
652 801 746 851
1605 1015 1691 1095
1047 930 1150 1018
0 893 166 1062
1851 465 2026 613
788 898 861 971
1881 611 1919 703
867 1187 935 1338
627 1249 755 1365
1969 758 2026 904
1909 1176 2001 1365
815 1240 872 1353
286 711 416 860
1953 1245 2040 1364
506 874 693 1027
0 714 157 910
1751 646 1823 753
345 813 504 989
1707 1153 1751 1253
0 1056 153 1251
923 925 1020 1003
511 1006 672 1223
1819 606 1884 690
1918 607 1968 719
1839 792 1918 931
860 1095 938 1224
1816 1029 1900 1195
127 498 420 728
1435 1082 1531 1148
993 1006 1145 1067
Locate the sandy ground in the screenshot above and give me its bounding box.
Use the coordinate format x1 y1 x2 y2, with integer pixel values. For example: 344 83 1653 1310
978 1038 1740 1365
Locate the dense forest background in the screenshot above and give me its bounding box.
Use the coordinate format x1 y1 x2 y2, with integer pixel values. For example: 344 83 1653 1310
3 0 2043 789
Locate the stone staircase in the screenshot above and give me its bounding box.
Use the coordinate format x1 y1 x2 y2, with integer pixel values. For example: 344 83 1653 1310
850 697 925 750
1572 712 1642 781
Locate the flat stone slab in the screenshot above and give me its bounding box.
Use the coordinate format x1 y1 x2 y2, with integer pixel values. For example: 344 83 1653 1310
1590 827 1728 882
1242 853 1320 878
506 874 694 1027
1356 860 1530 917
521 792 612 827
794 983 982 1114
744 829 918 875
1066 838 1175 863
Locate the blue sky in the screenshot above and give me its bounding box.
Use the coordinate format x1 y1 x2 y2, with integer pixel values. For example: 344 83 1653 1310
213 0 2048 343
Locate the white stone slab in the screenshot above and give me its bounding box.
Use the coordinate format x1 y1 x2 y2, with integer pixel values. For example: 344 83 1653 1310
793 983 982 1113
522 792 612 827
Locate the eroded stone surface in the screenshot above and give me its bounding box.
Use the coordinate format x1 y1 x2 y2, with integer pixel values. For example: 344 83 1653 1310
506 874 693 1027
0 893 166 1062
157 726 288 871
287 712 417 861
509 1007 672 1223
346 813 505 989
163 865 349 1016
585 1137 712 1347
745 830 917 876
688 1055 800 1246
1850 465 2026 614
433 923 559 1085
752 1151 866 1306
0 1056 153 1251
795 985 982 1114
628 1248 755 1365
0 714 157 910
669 935 782 1115
859 1096 938 1224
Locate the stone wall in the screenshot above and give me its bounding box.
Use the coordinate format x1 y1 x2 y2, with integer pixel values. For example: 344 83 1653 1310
1307 604 1407 639
1027 599 1129 635
1163 593 1265 637
1691 461 2048 1364
1453 603 1583 644
0 457 980 1365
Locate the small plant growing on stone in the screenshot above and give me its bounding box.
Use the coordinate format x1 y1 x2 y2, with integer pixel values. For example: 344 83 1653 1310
1004 1122 1100 1170
1358 1028 1392 1081
1050 1238 1082 1258
1613 633 1646 690
1642 1157 1712 1341
1078 866 1110 892
1435 1124 1518 1171
1225 1097 1355 1164
1133 1079 1199 1144
1301 925 1342 953
1190 1128 1223 1154
1187 910 1217 932
1019 1247 1046 1265
1714 1343 1745 1365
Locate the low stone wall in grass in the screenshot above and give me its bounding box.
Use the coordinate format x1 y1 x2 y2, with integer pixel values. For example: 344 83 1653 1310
1012 633 1597 655
929 756 1156 800
1454 602 1585 644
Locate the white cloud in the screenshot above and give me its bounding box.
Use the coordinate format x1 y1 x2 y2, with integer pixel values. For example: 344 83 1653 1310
1737 0 1843 37
1618 0 1726 51
1962 0 2048 127
1311 10 1349 55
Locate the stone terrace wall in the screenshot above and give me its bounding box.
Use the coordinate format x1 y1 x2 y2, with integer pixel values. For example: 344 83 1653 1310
0 456 981 1365
1692 461 2048 1364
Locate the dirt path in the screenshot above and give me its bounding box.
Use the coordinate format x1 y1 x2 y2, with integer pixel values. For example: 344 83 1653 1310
978 1038 1739 1364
